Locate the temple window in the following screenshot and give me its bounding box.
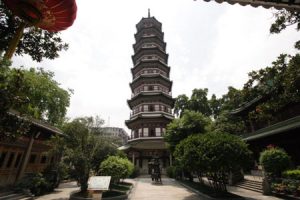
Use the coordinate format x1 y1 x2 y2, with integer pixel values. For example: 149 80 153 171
156 128 161 136
6 152 15 168
143 128 149 136
0 152 7 168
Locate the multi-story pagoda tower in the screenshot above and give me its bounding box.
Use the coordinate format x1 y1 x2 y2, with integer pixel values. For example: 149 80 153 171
123 12 175 174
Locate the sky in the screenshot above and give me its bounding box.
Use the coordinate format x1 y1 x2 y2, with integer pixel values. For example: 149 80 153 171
13 0 299 134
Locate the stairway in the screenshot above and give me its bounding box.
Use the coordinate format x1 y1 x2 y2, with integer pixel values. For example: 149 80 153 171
234 179 263 193
0 190 33 200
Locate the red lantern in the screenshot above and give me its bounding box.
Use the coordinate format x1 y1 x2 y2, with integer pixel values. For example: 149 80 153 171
3 0 77 32
3 0 77 60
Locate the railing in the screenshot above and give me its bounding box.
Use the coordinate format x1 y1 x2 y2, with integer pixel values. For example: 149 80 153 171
130 110 172 117
133 70 168 80
131 90 172 98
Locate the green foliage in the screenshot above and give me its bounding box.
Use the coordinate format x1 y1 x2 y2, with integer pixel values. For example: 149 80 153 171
259 147 291 177
0 3 68 62
16 173 54 196
174 89 211 117
164 110 211 153
283 169 300 180
174 132 252 191
212 111 246 135
270 10 300 50
189 88 212 117
129 166 140 178
60 116 119 191
99 156 134 184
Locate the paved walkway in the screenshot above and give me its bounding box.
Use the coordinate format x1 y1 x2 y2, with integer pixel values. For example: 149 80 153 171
128 177 207 200
35 181 79 200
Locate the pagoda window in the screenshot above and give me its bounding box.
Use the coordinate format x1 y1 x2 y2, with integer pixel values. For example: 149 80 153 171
149 85 154 91
134 130 138 138
156 128 161 136
149 128 155 137
139 128 142 137
144 105 148 111
154 85 158 90
144 85 148 90
155 105 159 111
149 105 154 111
143 128 149 137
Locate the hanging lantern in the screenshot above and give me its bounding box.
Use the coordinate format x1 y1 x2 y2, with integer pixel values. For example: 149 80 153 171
2 0 77 60
3 0 77 31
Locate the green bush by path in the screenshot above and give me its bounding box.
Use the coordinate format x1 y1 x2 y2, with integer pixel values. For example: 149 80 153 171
282 169 300 180
259 147 291 177
99 156 134 184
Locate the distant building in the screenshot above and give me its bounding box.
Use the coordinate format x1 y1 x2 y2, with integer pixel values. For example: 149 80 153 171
101 127 129 145
120 12 175 175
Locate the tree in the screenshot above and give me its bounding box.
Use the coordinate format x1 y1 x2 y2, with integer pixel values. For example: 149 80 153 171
270 10 300 49
0 2 68 62
174 94 189 117
0 60 71 139
61 116 120 191
164 110 211 153
5 67 71 126
189 88 212 117
175 132 252 192
212 111 246 135
99 156 134 184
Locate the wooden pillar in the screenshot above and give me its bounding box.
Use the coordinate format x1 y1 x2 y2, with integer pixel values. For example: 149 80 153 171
132 152 135 165
15 134 35 183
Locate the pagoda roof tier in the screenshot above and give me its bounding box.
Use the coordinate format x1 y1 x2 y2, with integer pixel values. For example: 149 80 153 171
130 74 172 91
133 37 166 53
132 47 168 64
202 0 300 11
135 27 164 43
118 137 167 151
136 17 162 32
132 60 170 75
125 113 174 128
127 92 175 109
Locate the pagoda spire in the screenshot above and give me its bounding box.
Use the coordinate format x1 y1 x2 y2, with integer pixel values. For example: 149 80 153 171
148 8 150 18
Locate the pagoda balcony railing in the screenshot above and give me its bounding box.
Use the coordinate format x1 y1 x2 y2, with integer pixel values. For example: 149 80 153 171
129 135 164 141
130 110 173 117
131 90 172 98
133 71 168 80
134 57 166 66
133 37 166 52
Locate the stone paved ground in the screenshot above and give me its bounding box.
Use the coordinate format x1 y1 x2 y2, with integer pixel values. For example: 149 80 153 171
128 177 207 200
35 181 79 200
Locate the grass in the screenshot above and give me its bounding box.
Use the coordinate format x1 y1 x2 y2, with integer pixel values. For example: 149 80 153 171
179 180 245 199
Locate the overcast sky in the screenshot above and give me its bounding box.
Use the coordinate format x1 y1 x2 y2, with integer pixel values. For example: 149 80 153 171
13 0 299 134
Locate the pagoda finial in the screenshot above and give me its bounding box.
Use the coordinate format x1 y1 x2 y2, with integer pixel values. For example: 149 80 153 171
148 8 150 18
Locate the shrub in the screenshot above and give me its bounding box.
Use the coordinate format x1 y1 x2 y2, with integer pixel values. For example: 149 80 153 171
16 173 52 196
283 169 300 180
99 156 134 183
259 147 291 177
129 166 140 178
166 166 175 178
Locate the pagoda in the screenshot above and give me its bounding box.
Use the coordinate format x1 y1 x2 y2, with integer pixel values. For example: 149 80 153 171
123 11 175 174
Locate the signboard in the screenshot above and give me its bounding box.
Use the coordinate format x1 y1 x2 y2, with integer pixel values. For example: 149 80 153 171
88 176 111 191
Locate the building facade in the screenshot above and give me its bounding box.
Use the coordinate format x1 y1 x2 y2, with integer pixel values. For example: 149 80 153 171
123 14 175 174
0 110 62 186
101 127 129 145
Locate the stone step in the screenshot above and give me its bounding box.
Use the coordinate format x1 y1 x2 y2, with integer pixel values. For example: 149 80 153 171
235 179 263 193
0 192 33 200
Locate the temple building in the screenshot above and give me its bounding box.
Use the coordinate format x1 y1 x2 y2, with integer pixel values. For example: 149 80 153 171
120 12 175 174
